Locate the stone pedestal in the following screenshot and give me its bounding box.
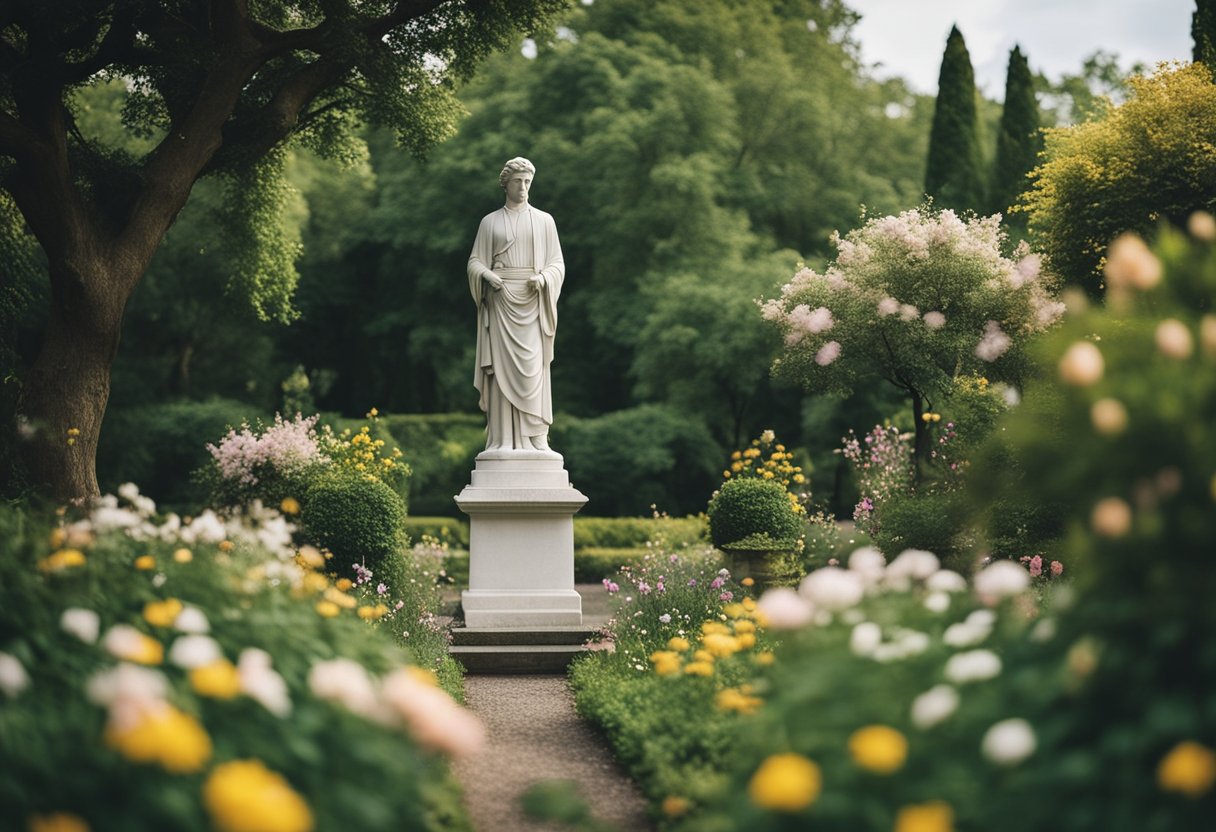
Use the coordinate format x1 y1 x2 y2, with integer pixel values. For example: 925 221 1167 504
455 450 587 628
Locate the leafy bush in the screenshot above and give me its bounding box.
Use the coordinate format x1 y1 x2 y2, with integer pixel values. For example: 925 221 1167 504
99 398 266 512
404 516 469 549
707 478 802 550
378 413 484 517
0 494 477 831
552 405 722 517
573 515 705 550
302 473 408 575
870 488 971 568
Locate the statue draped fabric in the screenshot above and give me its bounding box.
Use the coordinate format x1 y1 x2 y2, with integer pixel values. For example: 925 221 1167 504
467 204 565 450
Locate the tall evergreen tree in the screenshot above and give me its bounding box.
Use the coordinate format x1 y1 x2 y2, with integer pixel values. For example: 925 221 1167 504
991 46 1042 221
1195 0 1216 75
925 25 985 211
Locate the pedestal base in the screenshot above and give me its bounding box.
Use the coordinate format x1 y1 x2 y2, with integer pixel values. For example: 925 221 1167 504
455 450 587 629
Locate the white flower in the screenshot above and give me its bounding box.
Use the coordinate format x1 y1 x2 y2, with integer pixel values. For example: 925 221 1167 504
877 296 900 317
1103 233 1161 289
847 546 886 585
103 625 154 662
924 592 951 613
182 510 227 544
945 649 1002 684
911 684 960 729
168 634 223 669
381 668 485 759
885 549 940 590
117 482 141 503
923 311 946 330
756 587 815 629
899 303 920 321
1031 618 1057 643
61 607 101 643
943 620 990 647
975 320 1012 362
308 658 381 720
973 560 1030 600
1058 341 1104 386
174 607 210 634
0 651 30 697
85 663 168 708
1156 319 1194 359
926 570 967 593
850 622 883 656
799 567 864 611
814 340 842 366
981 718 1037 766
238 648 291 717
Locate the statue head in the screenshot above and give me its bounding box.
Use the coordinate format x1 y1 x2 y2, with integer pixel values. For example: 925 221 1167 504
499 157 536 190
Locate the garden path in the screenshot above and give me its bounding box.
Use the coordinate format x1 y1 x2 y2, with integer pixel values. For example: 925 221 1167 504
451 585 654 832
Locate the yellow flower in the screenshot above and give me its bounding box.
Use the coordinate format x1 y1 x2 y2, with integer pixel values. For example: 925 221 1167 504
733 620 756 635
716 687 763 715
191 660 242 699
895 801 954 832
848 725 908 774
279 497 301 515
742 597 757 611
649 650 682 676
731 450 742 460
367 407 379 418
748 753 821 812
324 588 357 609
357 605 388 620
203 759 314 832
49 528 67 548
66 438 76 446
736 632 757 650
38 549 87 573
66 427 81 437
1158 741 1216 797
314 601 341 618
667 637 691 652
761 470 775 479
27 812 90 832
335 578 353 591
755 650 775 666
661 796 690 817
701 621 730 636
683 661 714 677
104 705 212 773
741 576 755 587
301 573 329 594
693 649 715 664
142 598 184 628
218 540 235 553
173 547 193 563
296 546 326 570
723 603 746 618
702 633 741 658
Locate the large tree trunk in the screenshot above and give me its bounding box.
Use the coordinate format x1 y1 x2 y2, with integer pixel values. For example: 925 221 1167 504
17 256 129 502
910 389 930 483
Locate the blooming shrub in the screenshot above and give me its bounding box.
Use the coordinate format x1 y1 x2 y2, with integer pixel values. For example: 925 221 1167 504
761 205 1062 469
301 472 408 576
0 488 473 830
706 478 804 552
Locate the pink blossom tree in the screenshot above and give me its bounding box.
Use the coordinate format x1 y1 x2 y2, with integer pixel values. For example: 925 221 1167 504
761 206 1063 472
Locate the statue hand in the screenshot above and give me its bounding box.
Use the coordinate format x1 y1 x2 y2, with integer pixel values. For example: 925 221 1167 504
485 271 505 291
527 275 544 293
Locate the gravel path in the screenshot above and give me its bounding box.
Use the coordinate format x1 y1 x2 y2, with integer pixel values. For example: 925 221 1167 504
451 586 652 832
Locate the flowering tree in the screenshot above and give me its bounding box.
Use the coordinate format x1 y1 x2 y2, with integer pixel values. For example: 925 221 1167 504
761 206 1063 471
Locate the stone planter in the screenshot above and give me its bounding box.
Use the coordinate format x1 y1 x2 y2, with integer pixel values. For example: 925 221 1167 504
721 547 787 591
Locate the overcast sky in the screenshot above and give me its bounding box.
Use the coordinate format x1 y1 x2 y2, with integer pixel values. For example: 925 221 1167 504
847 0 1196 98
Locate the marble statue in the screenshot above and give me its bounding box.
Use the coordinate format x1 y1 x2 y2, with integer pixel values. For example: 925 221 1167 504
466 157 565 452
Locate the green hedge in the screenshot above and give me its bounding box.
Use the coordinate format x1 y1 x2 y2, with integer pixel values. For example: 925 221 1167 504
378 413 484 517
98 398 267 512
573 547 650 583
405 516 470 548
573 515 705 550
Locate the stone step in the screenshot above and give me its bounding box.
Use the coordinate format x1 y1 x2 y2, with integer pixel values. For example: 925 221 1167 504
451 626 598 647
451 643 592 674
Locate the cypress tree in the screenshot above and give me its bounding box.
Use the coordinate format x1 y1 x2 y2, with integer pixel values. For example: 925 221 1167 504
991 46 1042 221
925 25 985 212
1195 0 1216 77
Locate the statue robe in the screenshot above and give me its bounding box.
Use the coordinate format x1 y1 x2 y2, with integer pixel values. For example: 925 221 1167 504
466 205 564 446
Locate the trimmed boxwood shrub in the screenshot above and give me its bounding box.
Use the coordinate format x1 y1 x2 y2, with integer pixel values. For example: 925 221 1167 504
302 472 408 576
572 516 706 550
404 516 469 548
706 477 802 550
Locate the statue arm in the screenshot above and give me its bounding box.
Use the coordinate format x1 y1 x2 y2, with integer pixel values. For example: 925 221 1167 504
467 214 502 300
536 212 565 298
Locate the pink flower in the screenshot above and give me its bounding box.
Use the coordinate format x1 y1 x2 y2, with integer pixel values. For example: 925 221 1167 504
710 577 725 589
1050 560 1064 576
1028 555 1043 577
719 591 734 602
923 311 946 330
638 581 652 595
976 321 1012 362
602 579 620 594
815 340 842 366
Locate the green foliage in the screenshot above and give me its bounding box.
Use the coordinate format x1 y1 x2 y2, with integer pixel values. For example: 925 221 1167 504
1194 0 1216 69
707 478 802 550
553 405 722 517
926 26 986 211
870 488 971 567
573 515 706 550
991 46 1042 221
764 205 1062 468
573 548 649 583
98 398 267 513
0 499 469 832
404 517 470 550
378 414 485 517
1020 64 1216 291
302 473 408 576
